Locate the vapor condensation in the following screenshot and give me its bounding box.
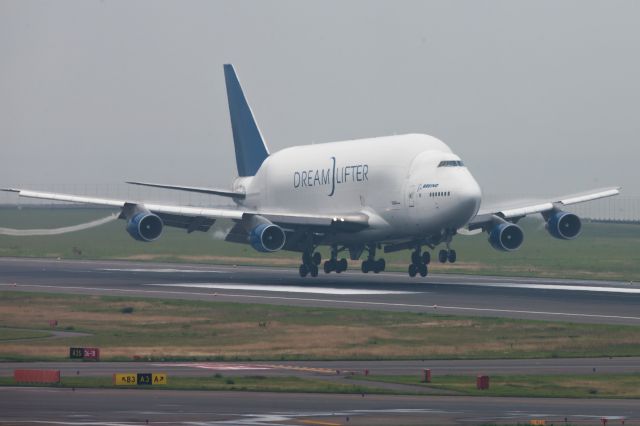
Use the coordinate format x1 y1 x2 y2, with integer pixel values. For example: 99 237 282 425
0 214 117 236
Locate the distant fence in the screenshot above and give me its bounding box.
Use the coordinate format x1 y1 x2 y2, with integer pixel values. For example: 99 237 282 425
1 183 639 223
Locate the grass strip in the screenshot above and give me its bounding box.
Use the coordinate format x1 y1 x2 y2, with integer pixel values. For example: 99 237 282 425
0 328 52 341
2 291 640 361
0 374 396 395
351 373 640 398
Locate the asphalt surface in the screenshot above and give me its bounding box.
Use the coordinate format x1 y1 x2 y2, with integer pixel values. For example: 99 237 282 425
2 257 640 425
1 257 640 325
1 387 639 425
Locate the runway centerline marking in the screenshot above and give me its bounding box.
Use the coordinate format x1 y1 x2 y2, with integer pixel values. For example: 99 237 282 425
148 283 418 295
3 283 640 323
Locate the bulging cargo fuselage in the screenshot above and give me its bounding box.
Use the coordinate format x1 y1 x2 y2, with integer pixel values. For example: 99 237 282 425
235 133 482 244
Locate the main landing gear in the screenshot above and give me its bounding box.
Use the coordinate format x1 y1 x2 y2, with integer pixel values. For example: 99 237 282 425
361 244 385 274
408 247 430 278
299 251 322 277
324 245 348 274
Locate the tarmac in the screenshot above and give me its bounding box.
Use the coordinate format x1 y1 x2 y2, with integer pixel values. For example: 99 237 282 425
1 257 640 425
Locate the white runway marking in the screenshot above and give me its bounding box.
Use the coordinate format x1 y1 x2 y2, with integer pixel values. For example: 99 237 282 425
100 268 221 273
149 283 417 295
469 282 640 294
2 282 639 323
161 362 272 371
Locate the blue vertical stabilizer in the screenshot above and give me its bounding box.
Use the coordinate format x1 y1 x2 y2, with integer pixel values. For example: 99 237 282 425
223 64 269 177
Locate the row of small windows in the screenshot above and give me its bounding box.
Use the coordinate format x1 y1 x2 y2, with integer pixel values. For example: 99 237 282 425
438 160 464 167
430 191 451 197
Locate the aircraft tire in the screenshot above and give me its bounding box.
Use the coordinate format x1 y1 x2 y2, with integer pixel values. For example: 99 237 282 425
438 249 448 263
309 264 319 277
448 249 457 263
422 252 431 265
324 260 333 274
313 252 322 266
361 261 370 273
377 258 386 272
338 258 348 272
419 264 428 277
299 264 309 277
408 263 417 278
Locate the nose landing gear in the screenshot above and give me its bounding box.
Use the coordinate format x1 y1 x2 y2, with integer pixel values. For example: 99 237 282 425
438 248 457 263
408 247 430 278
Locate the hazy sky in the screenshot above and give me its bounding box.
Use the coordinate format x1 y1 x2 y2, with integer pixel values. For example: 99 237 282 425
2 0 639 199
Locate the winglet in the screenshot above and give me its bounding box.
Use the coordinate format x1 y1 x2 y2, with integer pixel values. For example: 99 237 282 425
223 64 269 177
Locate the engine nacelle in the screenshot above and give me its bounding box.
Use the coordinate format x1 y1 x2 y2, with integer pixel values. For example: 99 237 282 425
489 222 524 252
546 211 581 240
126 212 163 242
249 223 286 252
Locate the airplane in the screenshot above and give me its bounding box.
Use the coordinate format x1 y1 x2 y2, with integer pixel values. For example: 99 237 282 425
3 64 620 278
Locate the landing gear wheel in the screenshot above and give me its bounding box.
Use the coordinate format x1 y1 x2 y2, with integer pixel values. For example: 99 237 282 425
313 252 322 266
375 258 386 273
338 258 348 273
309 264 319 277
323 260 333 274
448 249 457 263
408 263 417 278
418 263 428 277
361 260 370 274
438 249 448 263
299 264 309 277
422 252 431 265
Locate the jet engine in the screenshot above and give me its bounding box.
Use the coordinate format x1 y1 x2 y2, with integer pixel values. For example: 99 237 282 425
126 212 163 242
546 211 582 240
489 222 524 252
249 223 286 252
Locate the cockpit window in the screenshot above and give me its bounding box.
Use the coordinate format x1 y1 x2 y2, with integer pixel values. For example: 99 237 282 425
438 160 464 167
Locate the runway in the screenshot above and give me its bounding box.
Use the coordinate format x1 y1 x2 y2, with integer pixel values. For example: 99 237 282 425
2 257 640 424
1 387 639 425
1 257 640 325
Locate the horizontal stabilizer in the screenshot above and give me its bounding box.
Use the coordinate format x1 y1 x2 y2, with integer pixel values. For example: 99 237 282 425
126 181 245 199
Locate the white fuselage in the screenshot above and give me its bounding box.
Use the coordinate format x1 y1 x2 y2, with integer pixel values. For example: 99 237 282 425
236 134 482 245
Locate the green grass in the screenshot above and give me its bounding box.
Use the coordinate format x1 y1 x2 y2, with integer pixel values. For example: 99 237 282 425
351 373 640 398
0 374 389 394
2 291 640 361
1 207 639 281
0 328 51 341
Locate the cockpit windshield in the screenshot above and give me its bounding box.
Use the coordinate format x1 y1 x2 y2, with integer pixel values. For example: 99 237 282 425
438 160 464 167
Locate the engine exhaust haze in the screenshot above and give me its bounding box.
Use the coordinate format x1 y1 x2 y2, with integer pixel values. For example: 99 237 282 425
0 214 117 236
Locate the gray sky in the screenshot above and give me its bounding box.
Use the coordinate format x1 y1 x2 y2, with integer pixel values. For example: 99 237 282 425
2 0 639 198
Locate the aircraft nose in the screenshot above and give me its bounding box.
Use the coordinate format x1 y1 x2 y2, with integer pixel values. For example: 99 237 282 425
457 173 482 219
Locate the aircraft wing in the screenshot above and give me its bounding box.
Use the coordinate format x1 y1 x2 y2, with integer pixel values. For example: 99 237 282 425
1 188 369 233
467 187 621 231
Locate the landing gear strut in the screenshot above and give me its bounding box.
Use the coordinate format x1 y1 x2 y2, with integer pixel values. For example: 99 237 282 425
361 244 385 274
408 247 430 278
299 250 321 278
323 245 348 274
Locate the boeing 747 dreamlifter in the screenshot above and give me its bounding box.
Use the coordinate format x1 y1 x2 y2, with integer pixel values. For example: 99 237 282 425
3 65 620 277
